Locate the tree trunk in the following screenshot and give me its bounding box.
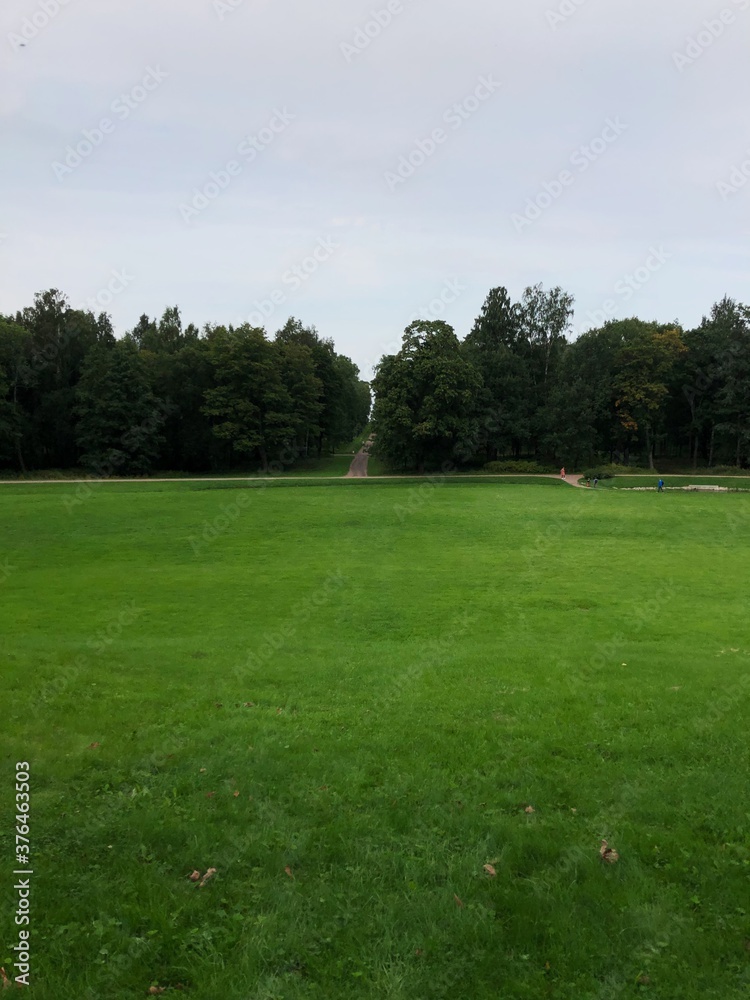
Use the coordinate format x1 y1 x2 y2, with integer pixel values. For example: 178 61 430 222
708 425 715 467
692 434 699 470
645 425 655 470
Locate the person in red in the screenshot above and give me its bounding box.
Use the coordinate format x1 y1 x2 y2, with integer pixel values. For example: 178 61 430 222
560 466 566 480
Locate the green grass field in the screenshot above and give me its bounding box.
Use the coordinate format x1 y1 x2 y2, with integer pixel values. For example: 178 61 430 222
2 481 750 999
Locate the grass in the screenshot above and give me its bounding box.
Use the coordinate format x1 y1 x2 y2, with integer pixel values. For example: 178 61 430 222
597 475 750 490
2 481 750 999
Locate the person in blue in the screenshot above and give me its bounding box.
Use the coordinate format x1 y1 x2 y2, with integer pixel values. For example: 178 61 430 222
657 478 664 492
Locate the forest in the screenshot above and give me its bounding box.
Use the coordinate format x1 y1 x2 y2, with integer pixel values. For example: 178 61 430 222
0 289 371 475
372 286 750 472
1 285 748 475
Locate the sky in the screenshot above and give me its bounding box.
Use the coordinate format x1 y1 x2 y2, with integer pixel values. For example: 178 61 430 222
1 0 749 378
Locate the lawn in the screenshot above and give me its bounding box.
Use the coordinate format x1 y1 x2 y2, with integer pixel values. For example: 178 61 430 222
597 476 750 491
1 481 750 999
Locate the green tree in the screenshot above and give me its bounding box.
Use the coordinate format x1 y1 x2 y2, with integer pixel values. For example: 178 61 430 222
613 320 686 469
373 320 482 472
203 325 297 471
0 318 33 469
75 341 166 475
464 287 531 458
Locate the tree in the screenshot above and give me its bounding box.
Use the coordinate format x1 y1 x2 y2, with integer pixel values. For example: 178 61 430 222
0 318 33 469
373 320 482 472
715 298 750 467
75 341 166 475
203 325 298 471
464 288 532 459
612 320 687 469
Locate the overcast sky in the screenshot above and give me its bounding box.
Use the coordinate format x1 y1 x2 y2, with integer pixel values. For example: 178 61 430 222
1 0 748 377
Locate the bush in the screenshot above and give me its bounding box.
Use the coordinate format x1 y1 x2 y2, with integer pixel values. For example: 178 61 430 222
706 465 748 475
580 463 655 480
483 460 559 474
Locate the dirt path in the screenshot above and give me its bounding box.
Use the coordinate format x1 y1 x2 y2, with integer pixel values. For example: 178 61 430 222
552 473 587 489
345 435 375 478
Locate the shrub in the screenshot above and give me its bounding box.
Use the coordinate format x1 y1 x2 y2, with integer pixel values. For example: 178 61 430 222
483 460 559 474
580 463 655 480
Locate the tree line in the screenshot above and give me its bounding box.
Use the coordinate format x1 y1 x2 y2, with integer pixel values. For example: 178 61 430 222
0 290 371 475
372 286 750 472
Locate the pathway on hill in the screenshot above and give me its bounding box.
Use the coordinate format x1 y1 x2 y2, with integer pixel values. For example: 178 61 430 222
345 434 375 478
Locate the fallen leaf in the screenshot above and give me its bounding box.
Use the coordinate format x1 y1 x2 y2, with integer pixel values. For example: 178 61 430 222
88 742 101 749
571 808 577 814
483 864 497 877
636 973 651 985
319 785 328 791
189 870 201 882
233 791 240 798
0 967 10 989
205 791 216 799
600 839 620 864
277 707 284 714
199 867 217 887
453 894 464 908
199 768 207 773
669 686 682 691
243 702 255 707
415 949 424 957
524 806 535 814
215 702 223 709
284 866 294 879
148 988 166 996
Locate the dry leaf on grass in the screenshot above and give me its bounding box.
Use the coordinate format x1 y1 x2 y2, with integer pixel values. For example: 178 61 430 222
87 742 101 749
199 768 207 773
524 806 535 814
205 792 216 799
233 791 240 798
148 988 166 996
600 839 620 863
284 866 294 879
199 868 217 887
483 864 497 877
243 702 255 707
453 894 464 908
0 967 10 989
188 870 201 882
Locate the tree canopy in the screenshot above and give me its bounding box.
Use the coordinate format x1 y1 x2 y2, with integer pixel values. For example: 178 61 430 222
0 290 371 474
